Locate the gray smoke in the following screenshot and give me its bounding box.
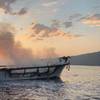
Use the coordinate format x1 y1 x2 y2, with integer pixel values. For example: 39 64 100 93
0 23 59 66
0 23 34 65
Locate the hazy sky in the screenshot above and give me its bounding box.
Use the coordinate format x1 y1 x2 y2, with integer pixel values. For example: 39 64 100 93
0 0 100 64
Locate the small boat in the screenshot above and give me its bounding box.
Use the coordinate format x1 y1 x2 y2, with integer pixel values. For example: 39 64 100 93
0 56 70 81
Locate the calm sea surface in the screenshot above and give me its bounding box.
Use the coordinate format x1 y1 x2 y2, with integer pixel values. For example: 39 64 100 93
0 65 100 100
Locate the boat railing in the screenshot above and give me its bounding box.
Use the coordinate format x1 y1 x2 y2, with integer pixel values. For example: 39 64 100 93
0 57 71 79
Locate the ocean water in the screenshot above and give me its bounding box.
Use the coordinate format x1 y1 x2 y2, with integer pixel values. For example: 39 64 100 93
0 65 100 100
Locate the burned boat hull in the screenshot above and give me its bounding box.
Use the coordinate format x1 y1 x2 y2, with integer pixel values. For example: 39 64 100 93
0 64 70 81
0 56 70 81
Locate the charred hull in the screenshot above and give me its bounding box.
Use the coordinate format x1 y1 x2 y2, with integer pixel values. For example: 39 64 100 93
0 56 71 81
0 64 70 81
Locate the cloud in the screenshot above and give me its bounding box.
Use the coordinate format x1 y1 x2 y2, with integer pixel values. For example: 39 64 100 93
0 0 27 15
51 19 73 29
17 8 27 15
42 1 57 7
0 0 16 14
32 23 57 37
63 21 72 28
12 7 28 15
69 13 82 20
29 23 81 40
51 19 60 28
81 14 100 26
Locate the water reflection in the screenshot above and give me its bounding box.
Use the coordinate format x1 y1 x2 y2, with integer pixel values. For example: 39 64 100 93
0 66 100 100
0 79 67 100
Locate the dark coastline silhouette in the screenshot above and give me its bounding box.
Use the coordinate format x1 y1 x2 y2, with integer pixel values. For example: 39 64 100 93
71 51 100 66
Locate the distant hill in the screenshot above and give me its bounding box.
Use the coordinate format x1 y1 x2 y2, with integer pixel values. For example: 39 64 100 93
71 52 100 66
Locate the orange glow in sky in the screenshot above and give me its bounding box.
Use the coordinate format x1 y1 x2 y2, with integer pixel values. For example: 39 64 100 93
0 0 100 64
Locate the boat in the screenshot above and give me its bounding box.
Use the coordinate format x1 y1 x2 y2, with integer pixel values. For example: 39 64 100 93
0 56 70 81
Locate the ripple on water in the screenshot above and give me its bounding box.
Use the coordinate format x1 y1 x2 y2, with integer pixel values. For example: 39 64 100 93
0 66 100 100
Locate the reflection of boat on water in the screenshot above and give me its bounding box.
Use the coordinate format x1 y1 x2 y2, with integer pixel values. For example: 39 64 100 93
0 56 70 81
